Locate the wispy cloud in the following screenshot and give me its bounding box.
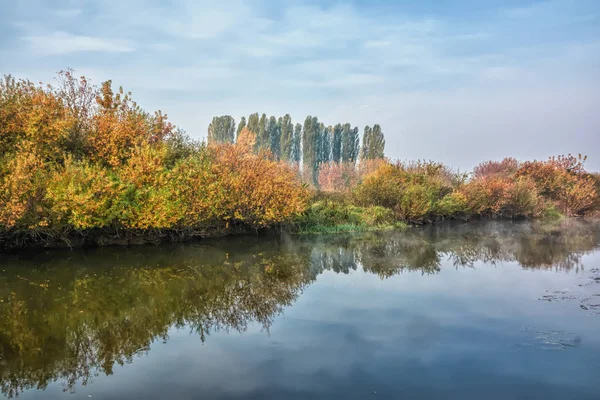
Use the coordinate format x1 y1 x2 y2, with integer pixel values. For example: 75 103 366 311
23 32 134 54
1 0 599 170
50 8 82 18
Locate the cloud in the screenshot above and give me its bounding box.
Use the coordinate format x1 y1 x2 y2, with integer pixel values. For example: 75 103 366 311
23 32 134 54
50 8 82 18
2 0 599 170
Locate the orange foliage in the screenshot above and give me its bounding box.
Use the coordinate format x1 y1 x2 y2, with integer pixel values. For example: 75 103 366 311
0 151 49 229
206 140 310 227
516 154 597 216
89 81 153 167
460 175 540 218
318 162 359 192
473 157 519 179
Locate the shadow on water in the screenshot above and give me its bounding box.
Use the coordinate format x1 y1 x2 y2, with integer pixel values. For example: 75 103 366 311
0 219 599 397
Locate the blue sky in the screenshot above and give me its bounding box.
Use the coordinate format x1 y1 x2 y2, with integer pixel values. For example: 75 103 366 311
1 0 599 170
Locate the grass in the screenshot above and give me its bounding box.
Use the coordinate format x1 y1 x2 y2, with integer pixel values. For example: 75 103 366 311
291 198 407 235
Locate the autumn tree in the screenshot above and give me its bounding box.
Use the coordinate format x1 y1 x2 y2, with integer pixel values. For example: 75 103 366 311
88 80 168 167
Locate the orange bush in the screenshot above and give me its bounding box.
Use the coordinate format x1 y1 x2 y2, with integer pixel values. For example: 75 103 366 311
516 154 597 216
0 151 50 230
318 162 359 192
473 158 519 179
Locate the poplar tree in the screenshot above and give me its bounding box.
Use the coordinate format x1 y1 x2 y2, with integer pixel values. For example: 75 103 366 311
369 124 385 159
247 113 259 135
207 115 235 144
303 116 319 183
280 114 293 162
292 123 302 163
332 123 342 163
341 124 360 163
236 116 246 140
268 115 281 159
321 125 332 164
360 125 373 161
349 126 360 163
257 113 268 151
341 123 352 162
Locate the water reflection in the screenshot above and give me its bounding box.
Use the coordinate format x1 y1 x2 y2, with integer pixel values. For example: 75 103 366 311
0 220 599 397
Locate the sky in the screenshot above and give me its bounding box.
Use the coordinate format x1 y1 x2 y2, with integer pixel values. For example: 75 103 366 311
1 0 599 171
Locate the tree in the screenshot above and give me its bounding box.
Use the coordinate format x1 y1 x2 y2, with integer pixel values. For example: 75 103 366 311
369 124 385 159
280 114 294 162
320 125 331 164
360 125 372 161
268 115 281 159
349 126 360 163
257 113 268 152
236 116 246 139
341 124 359 164
292 123 302 163
332 123 342 163
207 115 235 144
303 116 319 184
247 113 259 136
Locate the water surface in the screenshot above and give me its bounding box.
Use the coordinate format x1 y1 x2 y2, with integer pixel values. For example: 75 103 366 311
1 220 600 399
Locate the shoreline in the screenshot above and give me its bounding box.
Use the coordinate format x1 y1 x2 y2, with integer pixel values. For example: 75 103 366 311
3 215 594 253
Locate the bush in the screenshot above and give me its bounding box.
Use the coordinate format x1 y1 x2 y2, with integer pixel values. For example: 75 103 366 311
354 161 453 223
434 191 468 218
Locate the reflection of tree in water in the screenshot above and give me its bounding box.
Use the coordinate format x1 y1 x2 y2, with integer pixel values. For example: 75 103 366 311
0 239 314 397
1 220 599 397
308 220 599 278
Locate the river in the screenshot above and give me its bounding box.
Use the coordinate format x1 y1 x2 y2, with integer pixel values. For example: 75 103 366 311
1 220 599 399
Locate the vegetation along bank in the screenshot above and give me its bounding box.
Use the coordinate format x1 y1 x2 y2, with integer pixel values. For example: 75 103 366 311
1 71 599 250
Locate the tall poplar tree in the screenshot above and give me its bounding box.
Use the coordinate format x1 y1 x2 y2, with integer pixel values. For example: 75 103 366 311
207 115 235 144
349 126 360 163
332 123 342 163
303 116 320 183
341 123 352 162
292 123 302 163
279 114 293 162
360 125 373 161
257 113 268 151
320 125 332 164
369 124 385 159
236 116 246 140
268 115 281 159
247 113 259 135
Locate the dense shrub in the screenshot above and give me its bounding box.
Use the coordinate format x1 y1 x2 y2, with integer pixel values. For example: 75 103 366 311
459 176 541 218
516 154 597 216
473 158 519 179
0 74 309 248
353 161 454 223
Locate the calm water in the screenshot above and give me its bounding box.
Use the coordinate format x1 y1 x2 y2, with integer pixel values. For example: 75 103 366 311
1 220 600 399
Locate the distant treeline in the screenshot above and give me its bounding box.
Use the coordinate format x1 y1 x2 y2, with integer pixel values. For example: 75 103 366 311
208 114 385 183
